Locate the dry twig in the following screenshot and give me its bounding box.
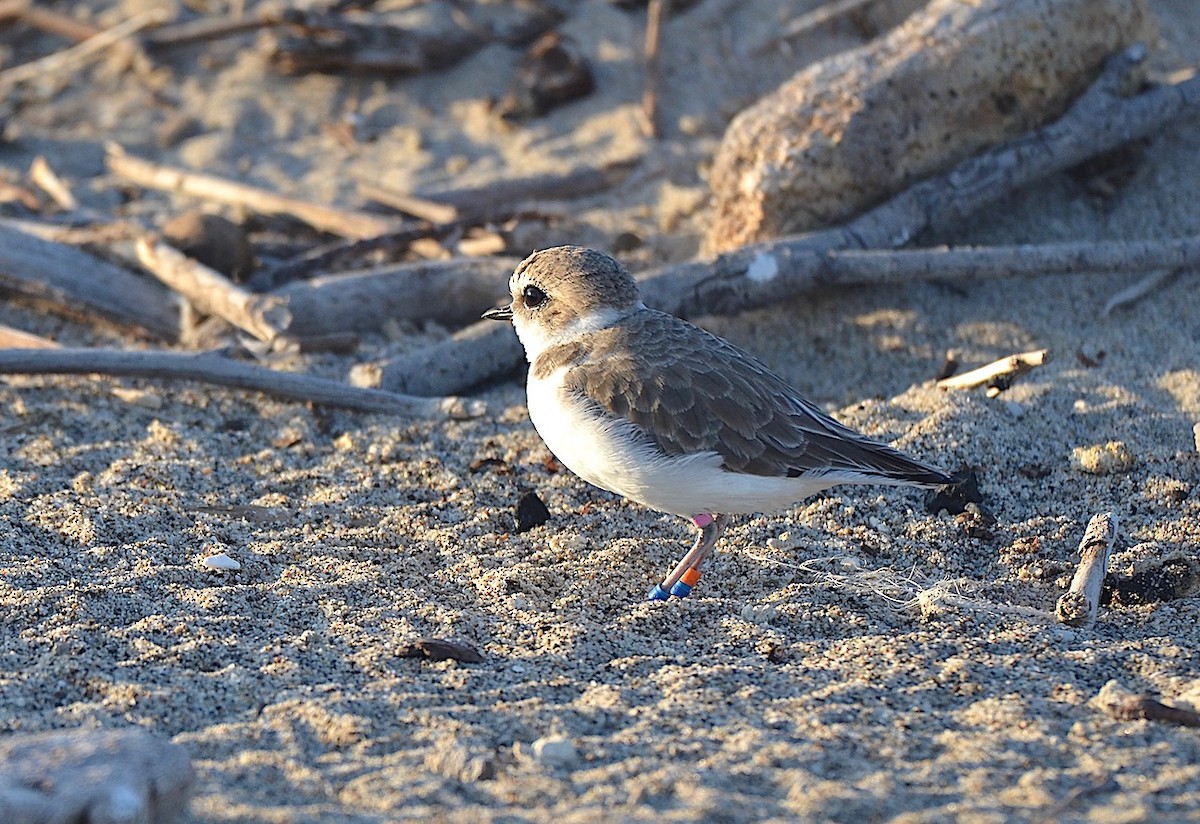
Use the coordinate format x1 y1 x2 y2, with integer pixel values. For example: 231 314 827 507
0 348 483 419
1055 512 1119 628
106 144 403 240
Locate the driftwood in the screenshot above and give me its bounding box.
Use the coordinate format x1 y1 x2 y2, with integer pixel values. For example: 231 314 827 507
0 348 484 419
1055 512 1119 628
0 223 179 340
381 44 1200 395
269 256 520 337
706 0 1155 250
383 319 525 396
106 144 404 240
764 237 1200 290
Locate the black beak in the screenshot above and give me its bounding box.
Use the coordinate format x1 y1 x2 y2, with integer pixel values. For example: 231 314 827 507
482 304 514 322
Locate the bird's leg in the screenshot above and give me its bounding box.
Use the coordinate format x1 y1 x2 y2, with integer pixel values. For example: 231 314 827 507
647 514 729 600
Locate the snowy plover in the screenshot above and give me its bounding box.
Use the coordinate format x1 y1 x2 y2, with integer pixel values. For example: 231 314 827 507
484 246 951 600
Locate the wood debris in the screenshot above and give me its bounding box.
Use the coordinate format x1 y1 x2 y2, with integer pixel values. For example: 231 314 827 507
1055 512 1119 628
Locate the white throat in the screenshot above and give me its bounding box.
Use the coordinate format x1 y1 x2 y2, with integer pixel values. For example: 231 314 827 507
514 302 644 362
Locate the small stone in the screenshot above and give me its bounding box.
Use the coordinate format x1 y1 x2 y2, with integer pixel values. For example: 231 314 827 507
1071 441 1137 475
1193 422 1200 455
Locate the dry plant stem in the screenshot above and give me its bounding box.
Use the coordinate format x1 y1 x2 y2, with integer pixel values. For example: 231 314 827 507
0 7 168 89
936 350 1049 390
29 156 77 210
1107 695 1200 728
136 238 288 344
0 348 482 419
384 45 1200 395
641 0 667 138
1055 512 1119 628
106 145 404 240
0 223 178 341
0 324 58 349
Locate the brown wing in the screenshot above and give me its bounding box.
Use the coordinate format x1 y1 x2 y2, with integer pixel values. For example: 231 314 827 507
560 309 948 484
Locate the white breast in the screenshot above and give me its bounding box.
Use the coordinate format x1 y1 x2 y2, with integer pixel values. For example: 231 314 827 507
526 367 838 517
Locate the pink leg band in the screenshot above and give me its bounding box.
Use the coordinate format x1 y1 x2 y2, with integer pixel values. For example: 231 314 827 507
692 513 714 528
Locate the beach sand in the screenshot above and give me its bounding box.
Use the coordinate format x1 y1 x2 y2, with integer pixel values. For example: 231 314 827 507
1 1 1199 821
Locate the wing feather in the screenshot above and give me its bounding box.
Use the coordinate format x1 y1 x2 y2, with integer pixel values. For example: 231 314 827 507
559 309 948 485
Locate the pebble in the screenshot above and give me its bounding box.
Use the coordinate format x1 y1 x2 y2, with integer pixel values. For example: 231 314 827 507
201 553 241 570
517 736 578 769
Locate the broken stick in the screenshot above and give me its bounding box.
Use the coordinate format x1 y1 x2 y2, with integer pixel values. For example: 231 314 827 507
1056 512 1119 628
936 350 1050 391
136 238 288 345
0 348 483 419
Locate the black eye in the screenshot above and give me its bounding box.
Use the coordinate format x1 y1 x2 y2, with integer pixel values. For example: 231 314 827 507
522 284 548 309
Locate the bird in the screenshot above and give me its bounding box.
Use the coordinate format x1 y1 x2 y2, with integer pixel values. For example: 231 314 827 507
483 246 952 600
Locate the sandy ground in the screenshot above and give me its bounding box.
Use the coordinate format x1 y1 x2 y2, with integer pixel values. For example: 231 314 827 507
2 1 1200 821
